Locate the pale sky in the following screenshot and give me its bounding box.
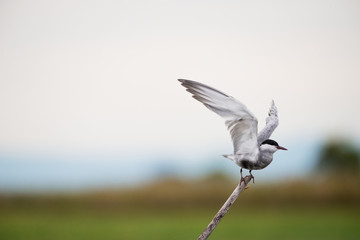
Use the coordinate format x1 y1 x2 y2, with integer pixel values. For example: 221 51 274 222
0 0 360 189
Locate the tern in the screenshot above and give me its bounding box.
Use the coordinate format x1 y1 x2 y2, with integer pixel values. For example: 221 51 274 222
179 79 287 183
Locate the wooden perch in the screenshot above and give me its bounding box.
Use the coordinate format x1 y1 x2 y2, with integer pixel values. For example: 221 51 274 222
197 175 253 240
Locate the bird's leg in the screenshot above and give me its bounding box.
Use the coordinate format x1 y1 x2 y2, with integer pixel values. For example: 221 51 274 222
239 168 245 185
249 170 255 184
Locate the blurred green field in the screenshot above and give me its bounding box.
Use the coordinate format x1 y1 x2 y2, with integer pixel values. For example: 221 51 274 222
1 176 360 240
0 206 359 240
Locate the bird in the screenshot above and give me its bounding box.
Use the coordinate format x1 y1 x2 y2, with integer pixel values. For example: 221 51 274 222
178 79 287 183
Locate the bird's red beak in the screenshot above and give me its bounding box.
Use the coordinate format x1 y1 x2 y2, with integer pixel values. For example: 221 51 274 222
277 146 288 150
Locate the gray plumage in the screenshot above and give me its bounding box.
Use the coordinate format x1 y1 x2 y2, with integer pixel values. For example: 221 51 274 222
179 79 286 173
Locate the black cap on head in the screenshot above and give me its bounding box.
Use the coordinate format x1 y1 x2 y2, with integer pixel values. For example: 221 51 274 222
261 139 279 146
261 139 288 150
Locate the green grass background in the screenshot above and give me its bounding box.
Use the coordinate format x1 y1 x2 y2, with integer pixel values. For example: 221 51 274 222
1 207 359 240
1 176 359 240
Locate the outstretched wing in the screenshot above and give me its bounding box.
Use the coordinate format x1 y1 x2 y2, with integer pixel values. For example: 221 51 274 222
178 79 258 155
257 100 279 144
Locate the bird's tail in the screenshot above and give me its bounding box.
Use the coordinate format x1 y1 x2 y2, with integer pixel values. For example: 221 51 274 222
223 154 235 162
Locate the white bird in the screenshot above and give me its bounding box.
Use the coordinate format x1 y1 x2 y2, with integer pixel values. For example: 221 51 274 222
178 79 287 183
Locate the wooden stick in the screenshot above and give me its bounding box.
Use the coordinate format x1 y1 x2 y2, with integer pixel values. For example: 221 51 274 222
197 175 252 240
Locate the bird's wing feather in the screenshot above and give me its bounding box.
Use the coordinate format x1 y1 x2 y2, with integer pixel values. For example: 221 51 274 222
257 100 279 144
179 79 258 154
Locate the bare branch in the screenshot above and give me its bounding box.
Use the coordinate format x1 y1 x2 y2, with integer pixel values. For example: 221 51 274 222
197 175 252 240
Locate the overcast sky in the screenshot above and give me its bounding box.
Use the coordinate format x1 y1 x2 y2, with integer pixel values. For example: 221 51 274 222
0 0 359 189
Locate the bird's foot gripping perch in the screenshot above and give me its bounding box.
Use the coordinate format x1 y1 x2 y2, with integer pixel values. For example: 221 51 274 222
240 168 255 185
240 168 245 185
249 170 255 184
